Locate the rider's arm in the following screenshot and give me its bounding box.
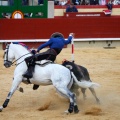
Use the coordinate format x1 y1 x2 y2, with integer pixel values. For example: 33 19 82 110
64 33 74 45
37 38 53 52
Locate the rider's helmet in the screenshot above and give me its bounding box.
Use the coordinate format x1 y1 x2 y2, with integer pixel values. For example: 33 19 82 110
51 32 64 38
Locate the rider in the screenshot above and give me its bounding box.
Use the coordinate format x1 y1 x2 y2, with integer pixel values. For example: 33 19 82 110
22 32 74 83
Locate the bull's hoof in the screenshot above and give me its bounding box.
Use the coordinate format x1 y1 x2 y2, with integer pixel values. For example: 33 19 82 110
97 99 100 104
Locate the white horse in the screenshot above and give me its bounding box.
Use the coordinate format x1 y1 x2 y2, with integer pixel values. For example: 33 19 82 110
0 43 100 113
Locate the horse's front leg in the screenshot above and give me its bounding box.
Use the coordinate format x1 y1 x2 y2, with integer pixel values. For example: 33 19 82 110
0 92 13 112
0 77 22 112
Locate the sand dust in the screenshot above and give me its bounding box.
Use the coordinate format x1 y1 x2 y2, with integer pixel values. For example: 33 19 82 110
84 106 102 115
0 47 120 120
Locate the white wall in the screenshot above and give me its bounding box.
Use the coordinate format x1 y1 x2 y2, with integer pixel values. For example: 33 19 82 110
48 1 54 18
0 0 8 5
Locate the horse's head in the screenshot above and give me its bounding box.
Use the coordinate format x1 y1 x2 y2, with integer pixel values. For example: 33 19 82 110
3 43 15 68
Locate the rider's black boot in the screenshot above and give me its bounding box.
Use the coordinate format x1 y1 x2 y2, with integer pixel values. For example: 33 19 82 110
23 65 34 78
23 57 35 79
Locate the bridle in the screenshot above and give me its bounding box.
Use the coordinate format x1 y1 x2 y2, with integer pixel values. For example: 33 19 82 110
3 44 12 65
4 44 31 66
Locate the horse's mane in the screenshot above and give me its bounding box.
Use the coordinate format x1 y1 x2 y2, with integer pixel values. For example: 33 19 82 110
12 43 31 53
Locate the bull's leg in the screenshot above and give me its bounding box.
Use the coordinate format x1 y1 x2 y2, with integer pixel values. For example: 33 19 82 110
89 87 100 104
81 88 87 100
71 84 80 96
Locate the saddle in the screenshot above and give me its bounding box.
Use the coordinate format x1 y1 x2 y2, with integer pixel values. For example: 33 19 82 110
35 60 53 67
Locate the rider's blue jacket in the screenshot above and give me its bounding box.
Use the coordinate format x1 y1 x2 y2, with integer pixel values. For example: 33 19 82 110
37 36 72 52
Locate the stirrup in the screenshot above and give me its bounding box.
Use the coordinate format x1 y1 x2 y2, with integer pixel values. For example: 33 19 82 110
23 72 33 79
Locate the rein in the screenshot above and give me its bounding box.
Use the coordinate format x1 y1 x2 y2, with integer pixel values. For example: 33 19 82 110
11 53 31 66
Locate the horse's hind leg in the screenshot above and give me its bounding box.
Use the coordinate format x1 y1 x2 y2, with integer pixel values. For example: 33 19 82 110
89 88 100 104
73 93 79 113
81 88 87 100
56 87 79 113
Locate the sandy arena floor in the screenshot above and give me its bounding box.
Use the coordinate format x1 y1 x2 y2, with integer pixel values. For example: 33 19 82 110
0 47 120 120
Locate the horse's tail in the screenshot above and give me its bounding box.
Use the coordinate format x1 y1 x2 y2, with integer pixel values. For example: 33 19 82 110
71 72 100 88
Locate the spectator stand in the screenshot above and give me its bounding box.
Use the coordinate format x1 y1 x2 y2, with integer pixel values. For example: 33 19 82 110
54 3 120 17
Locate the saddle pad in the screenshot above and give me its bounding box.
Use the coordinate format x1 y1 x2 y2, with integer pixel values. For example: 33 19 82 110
35 60 53 66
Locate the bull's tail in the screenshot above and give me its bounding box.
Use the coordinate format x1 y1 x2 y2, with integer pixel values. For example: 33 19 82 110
71 72 100 88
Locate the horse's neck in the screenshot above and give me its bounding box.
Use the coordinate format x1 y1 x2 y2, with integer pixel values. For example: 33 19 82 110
11 44 31 63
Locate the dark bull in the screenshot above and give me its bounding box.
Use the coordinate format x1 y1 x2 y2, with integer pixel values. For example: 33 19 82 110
62 60 100 104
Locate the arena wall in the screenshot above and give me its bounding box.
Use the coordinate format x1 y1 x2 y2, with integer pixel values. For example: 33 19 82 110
0 17 120 39
0 5 120 49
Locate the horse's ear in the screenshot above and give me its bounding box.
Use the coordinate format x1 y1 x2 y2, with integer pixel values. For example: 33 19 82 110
4 42 9 48
3 42 8 50
5 42 8 46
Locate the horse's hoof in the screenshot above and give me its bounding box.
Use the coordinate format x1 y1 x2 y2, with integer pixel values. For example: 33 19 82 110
96 99 100 104
68 109 73 113
74 105 79 113
33 85 39 90
0 106 3 112
19 87 24 93
97 101 100 105
74 109 79 113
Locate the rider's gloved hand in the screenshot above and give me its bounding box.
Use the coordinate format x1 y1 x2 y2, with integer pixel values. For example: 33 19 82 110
31 50 37 55
69 33 75 37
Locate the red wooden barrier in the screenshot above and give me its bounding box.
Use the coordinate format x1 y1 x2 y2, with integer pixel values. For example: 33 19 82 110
0 17 120 40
